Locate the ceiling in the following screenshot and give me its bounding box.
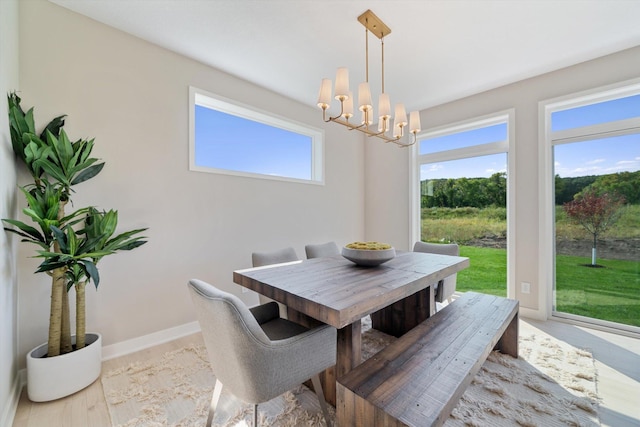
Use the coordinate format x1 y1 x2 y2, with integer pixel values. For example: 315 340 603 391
49 0 640 113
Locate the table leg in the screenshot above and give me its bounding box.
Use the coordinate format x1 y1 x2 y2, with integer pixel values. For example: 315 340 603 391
370 286 434 337
320 321 362 406
496 311 519 358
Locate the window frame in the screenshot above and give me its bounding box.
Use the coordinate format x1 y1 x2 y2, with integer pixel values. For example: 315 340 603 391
189 86 325 185
539 77 640 332
410 109 516 298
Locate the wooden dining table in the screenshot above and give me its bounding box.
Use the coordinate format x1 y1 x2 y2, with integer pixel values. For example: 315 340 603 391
233 250 470 405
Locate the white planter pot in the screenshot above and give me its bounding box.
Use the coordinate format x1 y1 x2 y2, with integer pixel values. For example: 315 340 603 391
26 333 102 402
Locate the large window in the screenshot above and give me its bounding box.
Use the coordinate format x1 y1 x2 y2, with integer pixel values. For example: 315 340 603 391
413 111 515 298
541 80 640 332
189 87 324 184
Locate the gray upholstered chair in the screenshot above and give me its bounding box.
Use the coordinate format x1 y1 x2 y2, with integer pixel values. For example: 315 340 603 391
251 247 299 318
187 279 336 427
413 241 460 312
305 241 340 259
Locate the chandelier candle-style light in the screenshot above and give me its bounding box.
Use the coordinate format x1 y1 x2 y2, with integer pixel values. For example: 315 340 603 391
317 9 421 147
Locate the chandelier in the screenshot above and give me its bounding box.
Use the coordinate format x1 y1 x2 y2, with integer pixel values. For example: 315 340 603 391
317 9 421 147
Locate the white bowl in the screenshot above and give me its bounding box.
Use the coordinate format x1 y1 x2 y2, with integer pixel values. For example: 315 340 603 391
342 246 396 267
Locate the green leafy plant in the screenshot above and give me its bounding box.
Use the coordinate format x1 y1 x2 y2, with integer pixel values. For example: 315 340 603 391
3 92 147 357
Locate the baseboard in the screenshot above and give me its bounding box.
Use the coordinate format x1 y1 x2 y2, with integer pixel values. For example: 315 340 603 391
1 370 25 427
519 307 546 321
102 321 202 361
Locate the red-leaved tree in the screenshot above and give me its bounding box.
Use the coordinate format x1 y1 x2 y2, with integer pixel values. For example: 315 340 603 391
563 188 626 266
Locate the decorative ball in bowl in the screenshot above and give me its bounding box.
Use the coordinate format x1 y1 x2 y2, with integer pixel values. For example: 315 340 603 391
342 242 396 267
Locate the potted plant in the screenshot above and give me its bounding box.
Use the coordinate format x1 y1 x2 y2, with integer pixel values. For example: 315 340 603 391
3 93 148 401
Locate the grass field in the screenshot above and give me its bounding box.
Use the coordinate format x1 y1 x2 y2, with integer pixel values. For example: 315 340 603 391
456 245 640 327
457 246 507 297
555 254 640 327
421 205 640 243
422 206 639 328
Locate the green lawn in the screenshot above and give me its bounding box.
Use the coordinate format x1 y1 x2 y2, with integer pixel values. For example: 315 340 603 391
456 245 640 327
555 255 640 327
457 246 507 297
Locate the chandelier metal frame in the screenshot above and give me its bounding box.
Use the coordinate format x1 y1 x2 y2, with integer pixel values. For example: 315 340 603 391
317 9 421 147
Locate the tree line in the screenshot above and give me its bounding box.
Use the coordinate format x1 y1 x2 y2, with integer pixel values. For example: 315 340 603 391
556 171 640 205
421 170 639 209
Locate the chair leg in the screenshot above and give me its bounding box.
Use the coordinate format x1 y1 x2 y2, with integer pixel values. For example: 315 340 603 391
311 374 333 427
206 379 223 427
253 403 258 427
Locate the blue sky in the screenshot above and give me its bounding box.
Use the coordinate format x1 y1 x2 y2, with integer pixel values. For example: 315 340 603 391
420 154 508 180
420 133 639 180
420 94 640 180
194 105 312 180
554 134 639 178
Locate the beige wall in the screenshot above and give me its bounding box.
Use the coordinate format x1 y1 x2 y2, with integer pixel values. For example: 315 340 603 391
16 0 364 362
1 0 20 422
366 44 640 317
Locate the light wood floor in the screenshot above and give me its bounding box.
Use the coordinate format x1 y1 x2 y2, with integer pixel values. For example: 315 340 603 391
11 319 640 427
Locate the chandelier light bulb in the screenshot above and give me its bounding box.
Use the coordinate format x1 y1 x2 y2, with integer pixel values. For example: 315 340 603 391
317 78 332 109
410 111 421 133
358 82 373 112
393 117 402 138
334 67 350 101
343 91 354 119
378 93 391 119
377 93 391 132
394 103 407 127
361 108 372 126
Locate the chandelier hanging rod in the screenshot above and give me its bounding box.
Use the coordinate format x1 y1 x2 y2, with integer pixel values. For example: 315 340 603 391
317 9 421 147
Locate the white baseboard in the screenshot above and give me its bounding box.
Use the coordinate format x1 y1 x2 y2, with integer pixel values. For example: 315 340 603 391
519 307 547 321
102 321 202 361
1 370 25 427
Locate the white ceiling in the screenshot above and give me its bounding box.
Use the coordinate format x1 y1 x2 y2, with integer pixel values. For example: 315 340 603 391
49 0 640 112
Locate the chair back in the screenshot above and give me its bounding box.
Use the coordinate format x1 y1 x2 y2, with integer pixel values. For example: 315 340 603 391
187 279 273 402
188 279 337 408
305 241 340 259
251 247 299 317
252 247 299 267
413 242 460 302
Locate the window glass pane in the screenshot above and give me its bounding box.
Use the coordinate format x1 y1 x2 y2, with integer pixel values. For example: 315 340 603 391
420 153 506 180
194 105 313 180
419 123 507 155
419 153 508 298
551 94 640 132
553 133 640 327
554 133 639 178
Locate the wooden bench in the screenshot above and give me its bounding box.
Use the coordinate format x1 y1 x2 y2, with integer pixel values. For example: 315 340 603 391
337 292 519 427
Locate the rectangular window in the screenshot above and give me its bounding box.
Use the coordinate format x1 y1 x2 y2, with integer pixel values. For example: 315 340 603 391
541 79 640 333
414 111 514 299
189 87 324 184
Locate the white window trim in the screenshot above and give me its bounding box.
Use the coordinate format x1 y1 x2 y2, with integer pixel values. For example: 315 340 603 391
409 109 516 299
189 86 325 185
538 77 640 329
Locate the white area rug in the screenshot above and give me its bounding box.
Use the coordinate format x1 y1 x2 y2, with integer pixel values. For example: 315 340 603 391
102 319 599 426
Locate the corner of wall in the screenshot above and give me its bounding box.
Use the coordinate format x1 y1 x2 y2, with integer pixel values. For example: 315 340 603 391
1 0 21 424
